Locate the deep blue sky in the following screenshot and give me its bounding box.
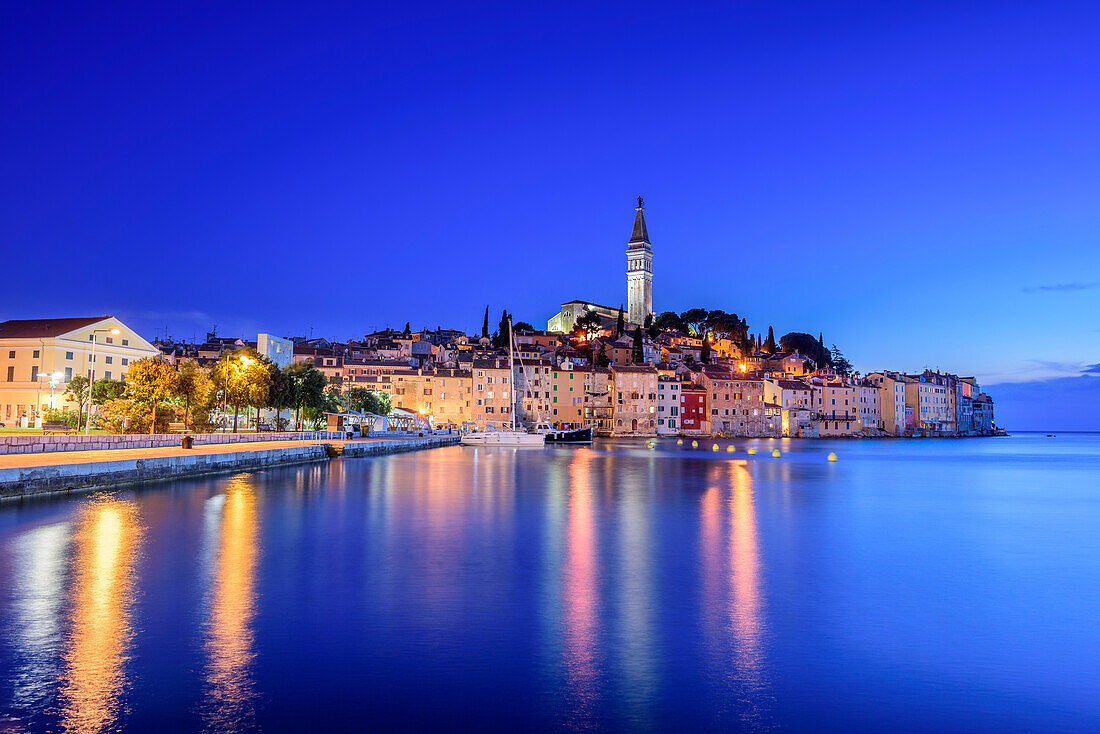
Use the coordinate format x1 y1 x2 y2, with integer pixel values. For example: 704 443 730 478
2 1 1099 427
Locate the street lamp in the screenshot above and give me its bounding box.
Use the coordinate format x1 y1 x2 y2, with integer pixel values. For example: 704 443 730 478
36 371 62 424
86 327 121 435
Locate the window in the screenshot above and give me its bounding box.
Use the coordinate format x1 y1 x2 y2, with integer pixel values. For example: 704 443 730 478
105 356 113 364
122 339 129 346
6 366 14 382
105 337 113 344
7 350 13 359
89 335 94 341
32 350 40 358
66 351 73 360
105 371 112 380
64 367 73 381
31 366 38 381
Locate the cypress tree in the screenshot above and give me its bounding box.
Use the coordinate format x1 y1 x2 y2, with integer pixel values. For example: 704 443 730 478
616 305 625 338
632 327 644 363
700 331 711 364
764 325 776 353
481 306 490 339
403 321 411 337
818 333 828 366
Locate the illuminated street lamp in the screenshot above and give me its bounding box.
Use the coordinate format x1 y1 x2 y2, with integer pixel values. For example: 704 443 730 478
86 327 121 435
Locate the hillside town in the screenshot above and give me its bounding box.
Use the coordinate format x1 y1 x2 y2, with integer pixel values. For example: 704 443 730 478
0 200 997 438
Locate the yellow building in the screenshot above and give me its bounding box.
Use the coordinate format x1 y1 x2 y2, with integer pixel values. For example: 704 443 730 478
472 358 512 430
433 369 472 428
0 316 159 427
611 365 658 435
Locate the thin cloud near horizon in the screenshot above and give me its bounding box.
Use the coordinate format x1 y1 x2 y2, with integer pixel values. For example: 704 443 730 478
1022 282 1098 293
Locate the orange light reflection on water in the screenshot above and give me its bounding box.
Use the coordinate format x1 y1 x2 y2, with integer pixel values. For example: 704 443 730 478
202 479 260 733
59 499 142 734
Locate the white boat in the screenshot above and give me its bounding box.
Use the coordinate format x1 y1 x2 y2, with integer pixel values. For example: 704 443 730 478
460 318 546 448
460 431 546 447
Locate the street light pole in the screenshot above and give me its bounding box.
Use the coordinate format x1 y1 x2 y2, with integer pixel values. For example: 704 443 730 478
86 326 121 436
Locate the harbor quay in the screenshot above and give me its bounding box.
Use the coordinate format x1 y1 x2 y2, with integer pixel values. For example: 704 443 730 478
0 434 459 499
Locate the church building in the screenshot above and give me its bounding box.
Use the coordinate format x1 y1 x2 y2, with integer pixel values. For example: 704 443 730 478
547 198 655 333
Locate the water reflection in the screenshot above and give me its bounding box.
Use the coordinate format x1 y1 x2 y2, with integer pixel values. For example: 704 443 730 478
563 447 599 726
700 462 770 726
59 499 143 734
8 522 70 713
616 455 656 726
201 478 260 733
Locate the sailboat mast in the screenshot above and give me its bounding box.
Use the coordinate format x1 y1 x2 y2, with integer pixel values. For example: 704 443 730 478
508 317 516 432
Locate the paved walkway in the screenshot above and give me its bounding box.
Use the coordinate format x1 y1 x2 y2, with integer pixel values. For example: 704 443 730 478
0 436 429 470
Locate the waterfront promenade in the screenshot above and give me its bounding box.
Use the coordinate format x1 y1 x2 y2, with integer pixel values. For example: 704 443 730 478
0 434 459 499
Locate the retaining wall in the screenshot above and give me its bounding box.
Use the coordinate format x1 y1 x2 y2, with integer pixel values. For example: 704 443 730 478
0 445 328 499
0 431 345 455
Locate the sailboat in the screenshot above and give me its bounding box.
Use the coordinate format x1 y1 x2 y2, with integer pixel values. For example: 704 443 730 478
461 318 546 447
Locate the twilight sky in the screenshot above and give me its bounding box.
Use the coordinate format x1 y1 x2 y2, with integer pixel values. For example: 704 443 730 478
2 1 1099 428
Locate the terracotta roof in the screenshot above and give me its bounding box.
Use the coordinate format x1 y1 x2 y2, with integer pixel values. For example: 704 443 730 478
0 316 110 340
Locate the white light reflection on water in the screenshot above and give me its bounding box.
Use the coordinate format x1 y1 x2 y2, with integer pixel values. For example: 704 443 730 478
7 522 70 716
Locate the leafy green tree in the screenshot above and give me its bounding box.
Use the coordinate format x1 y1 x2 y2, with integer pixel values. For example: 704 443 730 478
364 390 391 416
210 348 271 433
91 378 127 405
680 308 709 337
64 376 90 431
286 361 327 428
491 310 511 350
764 326 777 353
481 305 490 339
513 321 534 332
174 360 214 431
831 345 853 376
616 306 625 337
127 357 179 434
631 327 644 363
700 331 712 364
575 310 604 340
266 361 294 430
595 341 611 368
654 311 685 332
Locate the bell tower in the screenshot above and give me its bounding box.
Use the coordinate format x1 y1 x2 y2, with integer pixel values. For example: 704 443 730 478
626 196 653 325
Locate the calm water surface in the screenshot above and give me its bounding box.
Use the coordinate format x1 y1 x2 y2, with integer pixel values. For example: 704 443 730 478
1 434 1099 732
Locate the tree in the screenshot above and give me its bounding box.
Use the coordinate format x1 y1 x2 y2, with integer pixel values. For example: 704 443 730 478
700 331 712 364
481 305 490 339
764 326 777 353
209 348 271 433
654 311 686 332
403 321 411 337
780 332 822 359
818 333 830 367
266 361 294 430
595 341 611 368
702 310 748 343
631 327 644 363
616 306 625 338
91 378 126 405
513 321 534 332
575 310 604 340
64 376 90 431
491 310 511 350
680 308 709 337
127 357 179 434
831 345 853 376
285 361 327 428
645 315 660 340
364 391 391 417
174 360 214 431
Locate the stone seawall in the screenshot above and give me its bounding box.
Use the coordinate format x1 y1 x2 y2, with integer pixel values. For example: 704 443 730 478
0 431 345 455
340 435 459 457
0 435 460 500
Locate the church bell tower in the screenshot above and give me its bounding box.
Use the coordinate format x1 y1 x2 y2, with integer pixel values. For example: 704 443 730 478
626 196 653 325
